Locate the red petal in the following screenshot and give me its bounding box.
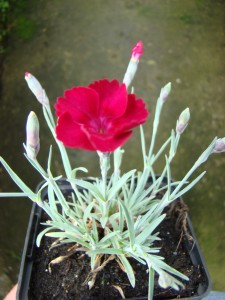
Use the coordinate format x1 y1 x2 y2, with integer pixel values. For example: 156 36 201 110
82 125 132 152
88 79 127 118
56 113 94 151
55 86 99 120
111 94 149 132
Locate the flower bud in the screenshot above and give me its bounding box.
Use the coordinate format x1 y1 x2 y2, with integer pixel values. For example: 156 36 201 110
131 40 143 62
160 82 171 102
25 72 49 106
176 108 190 134
123 41 144 88
213 138 225 153
26 111 40 160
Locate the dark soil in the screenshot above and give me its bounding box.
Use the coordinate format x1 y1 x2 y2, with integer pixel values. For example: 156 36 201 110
28 201 208 300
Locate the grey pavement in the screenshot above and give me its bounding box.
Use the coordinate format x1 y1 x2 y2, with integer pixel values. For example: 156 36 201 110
205 291 225 300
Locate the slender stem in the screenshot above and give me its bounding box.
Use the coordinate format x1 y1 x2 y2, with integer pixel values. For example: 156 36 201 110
153 132 180 191
42 106 72 178
148 99 163 161
46 105 56 127
170 164 197 198
171 137 217 198
150 136 171 165
98 152 110 200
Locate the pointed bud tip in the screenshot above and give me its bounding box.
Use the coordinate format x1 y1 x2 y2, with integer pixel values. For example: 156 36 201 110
26 111 40 160
160 82 172 102
213 137 225 153
28 111 36 117
165 82 171 90
176 107 191 134
25 72 31 79
24 73 49 106
131 40 144 60
27 111 39 127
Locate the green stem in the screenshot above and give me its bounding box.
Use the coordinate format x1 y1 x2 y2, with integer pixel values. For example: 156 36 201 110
98 152 110 200
148 99 163 161
42 106 72 178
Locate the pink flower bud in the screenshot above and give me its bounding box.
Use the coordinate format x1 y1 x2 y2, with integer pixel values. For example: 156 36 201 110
213 138 225 153
160 82 171 102
123 41 144 87
25 72 49 106
176 108 190 134
26 111 40 159
131 40 144 61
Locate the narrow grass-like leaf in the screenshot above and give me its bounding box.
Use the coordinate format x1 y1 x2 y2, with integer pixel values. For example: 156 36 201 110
83 201 96 224
108 215 120 231
132 197 158 214
49 218 83 235
23 151 47 178
48 183 57 211
46 232 90 248
127 172 136 200
150 254 189 281
36 227 57 247
91 219 99 243
147 265 155 300
108 170 136 200
165 156 171 197
171 171 206 201
0 192 30 197
97 231 120 246
123 247 146 264
119 199 135 246
90 253 97 270
140 125 146 166
100 216 108 228
134 202 159 230
151 136 171 165
71 167 88 178
88 248 123 255
128 168 150 208
119 205 125 233
135 214 166 244
47 146 53 174
0 157 36 200
71 179 104 200
118 255 135 287
169 129 176 159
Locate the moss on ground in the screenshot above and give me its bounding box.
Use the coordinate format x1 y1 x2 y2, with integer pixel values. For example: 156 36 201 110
0 0 37 56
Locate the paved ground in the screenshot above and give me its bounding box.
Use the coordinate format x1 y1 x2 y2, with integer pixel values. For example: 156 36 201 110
206 291 225 300
0 0 225 298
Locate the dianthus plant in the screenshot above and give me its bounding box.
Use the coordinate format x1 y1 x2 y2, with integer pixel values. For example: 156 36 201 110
0 41 225 299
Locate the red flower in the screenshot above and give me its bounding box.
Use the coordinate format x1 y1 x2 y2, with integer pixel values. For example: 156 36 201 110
55 79 149 152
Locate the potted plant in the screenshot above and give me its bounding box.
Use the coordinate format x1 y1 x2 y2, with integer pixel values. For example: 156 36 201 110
0 41 224 299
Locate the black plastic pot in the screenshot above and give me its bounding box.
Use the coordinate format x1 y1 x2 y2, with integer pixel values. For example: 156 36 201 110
17 179 212 300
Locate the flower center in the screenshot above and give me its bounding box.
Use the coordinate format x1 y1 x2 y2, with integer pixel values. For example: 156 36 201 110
88 118 110 135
